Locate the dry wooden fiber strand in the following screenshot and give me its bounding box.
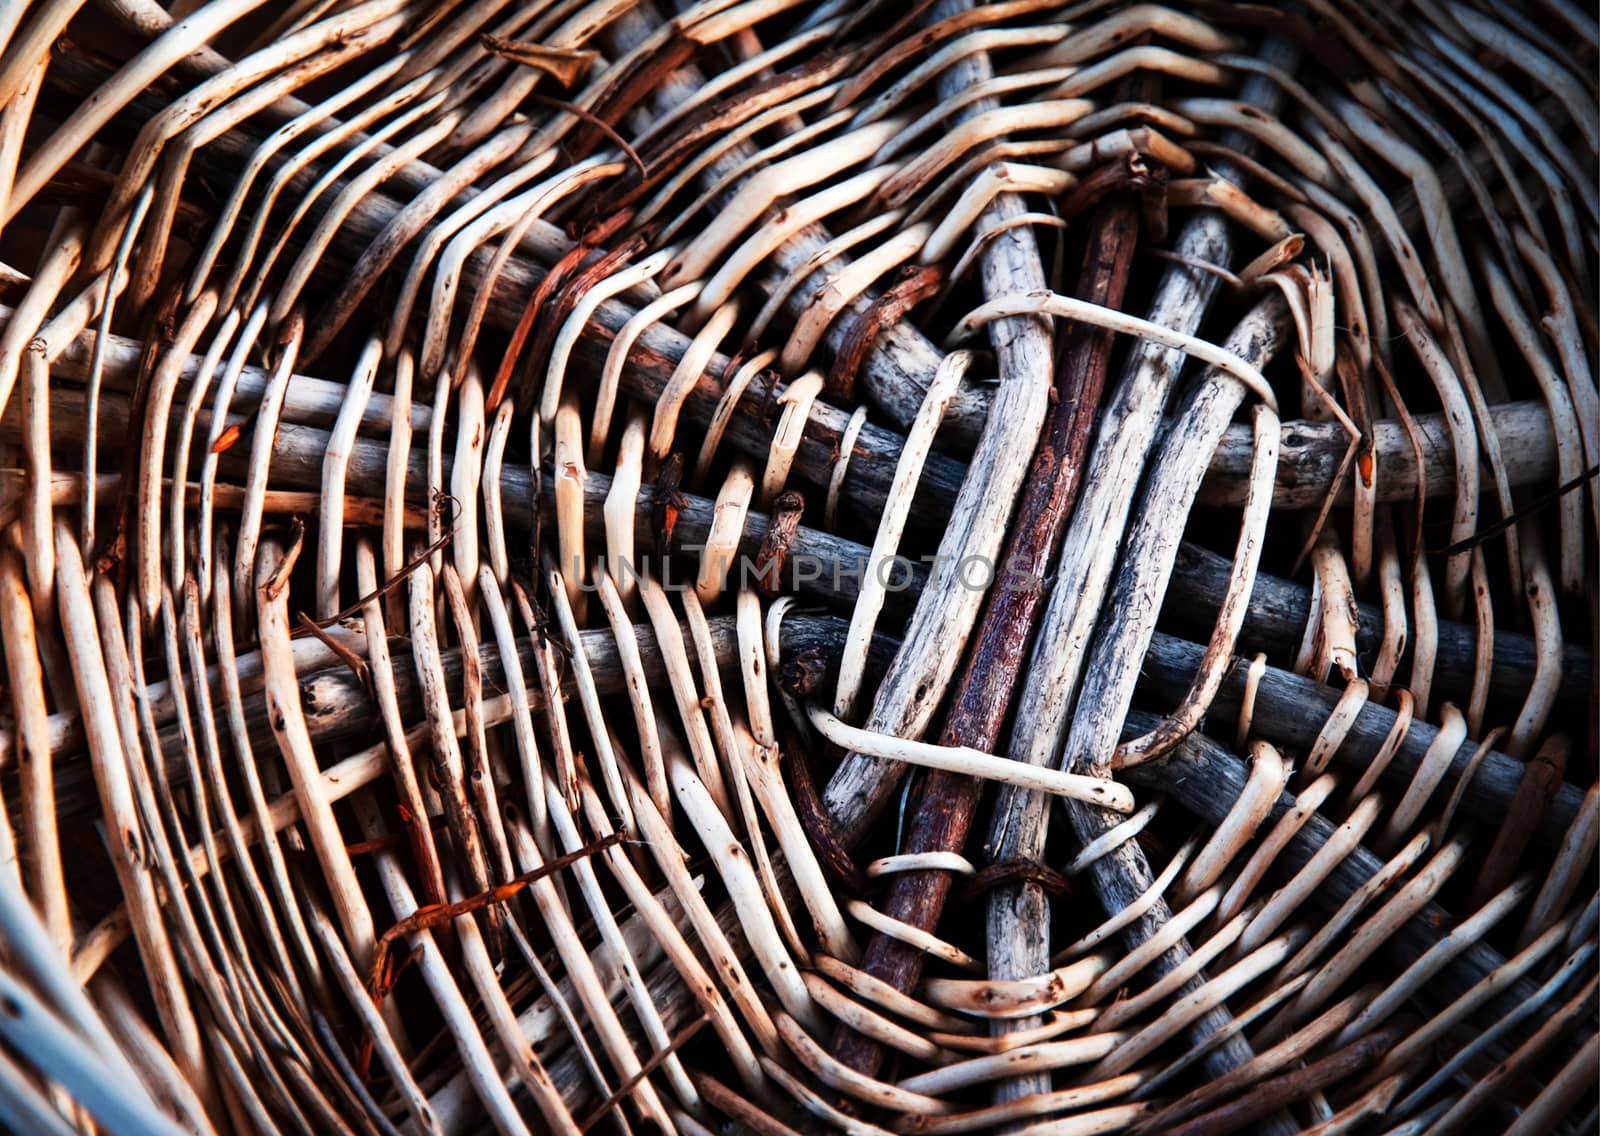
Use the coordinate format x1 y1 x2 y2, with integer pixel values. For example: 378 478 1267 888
0 0 1595 1133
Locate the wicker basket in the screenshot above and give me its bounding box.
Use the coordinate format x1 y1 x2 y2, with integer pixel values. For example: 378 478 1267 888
0 1 1594 1132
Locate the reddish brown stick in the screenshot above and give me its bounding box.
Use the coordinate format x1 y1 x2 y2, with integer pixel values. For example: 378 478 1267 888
357 831 622 1074
518 223 645 405
485 210 633 411
827 265 943 401
830 195 1140 1076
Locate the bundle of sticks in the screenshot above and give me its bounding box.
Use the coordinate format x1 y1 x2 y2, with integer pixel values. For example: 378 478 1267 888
0 0 1595 1134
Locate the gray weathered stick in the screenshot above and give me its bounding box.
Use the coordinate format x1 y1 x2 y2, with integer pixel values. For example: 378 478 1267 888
1198 398 1558 510
1166 543 1592 705
1021 298 1287 1104
43 613 887 824
1060 294 1289 784
825 0 1061 1080
1137 633 1586 846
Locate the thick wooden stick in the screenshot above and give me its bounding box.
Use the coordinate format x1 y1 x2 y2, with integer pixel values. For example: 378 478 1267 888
1197 398 1559 510
1060 294 1290 785
1015 296 1288 1111
809 403 1045 812
38 614 886 824
820 0 1059 841
1166 543 1591 705
813 381 1055 826
1136 634 1586 846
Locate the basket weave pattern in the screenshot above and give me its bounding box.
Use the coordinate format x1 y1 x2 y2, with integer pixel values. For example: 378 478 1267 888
0 1 1595 1134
